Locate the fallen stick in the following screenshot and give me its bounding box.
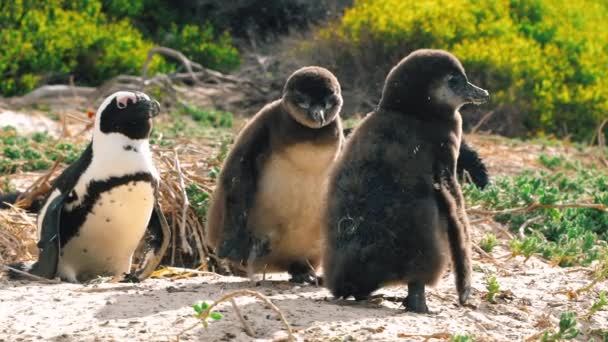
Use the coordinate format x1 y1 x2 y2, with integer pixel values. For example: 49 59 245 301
1 265 61 284
468 201 607 216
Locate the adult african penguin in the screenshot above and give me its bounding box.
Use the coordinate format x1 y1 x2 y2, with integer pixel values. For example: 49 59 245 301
7 91 170 283
323 49 490 312
207 66 344 284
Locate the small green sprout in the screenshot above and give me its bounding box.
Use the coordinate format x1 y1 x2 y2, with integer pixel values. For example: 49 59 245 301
480 233 498 253
485 275 500 304
451 335 474 342
586 291 607 319
541 312 581 341
193 301 223 326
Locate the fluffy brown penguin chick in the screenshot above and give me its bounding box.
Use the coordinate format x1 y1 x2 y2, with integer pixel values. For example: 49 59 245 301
322 49 489 312
207 66 344 284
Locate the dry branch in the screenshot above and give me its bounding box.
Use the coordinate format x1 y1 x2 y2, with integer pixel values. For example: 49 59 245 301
230 298 256 338
468 201 608 216
14 157 63 209
471 109 496 134
143 47 201 84
518 215 543 238
8 85 95 107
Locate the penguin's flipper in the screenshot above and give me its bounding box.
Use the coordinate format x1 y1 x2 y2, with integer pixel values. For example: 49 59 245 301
457 139 490 189
216 121 272 261
124 202 171 282
434 168 472 306
31 191 66 279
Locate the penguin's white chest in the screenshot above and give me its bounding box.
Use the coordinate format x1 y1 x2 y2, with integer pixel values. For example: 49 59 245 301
58 181 155 281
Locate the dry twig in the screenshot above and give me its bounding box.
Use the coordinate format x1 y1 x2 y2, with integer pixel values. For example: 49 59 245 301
471 110 496 134
468 201 607 216
178 290 294 341
518 216 543 238
1 265 61 284
230 298 255 338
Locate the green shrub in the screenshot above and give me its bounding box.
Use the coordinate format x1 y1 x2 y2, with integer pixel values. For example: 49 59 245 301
315 0 608 141
0 126 84 173
161 24 240 73
182 105 234 128
464 156 608 266
0 0 241 96
0 0 167 96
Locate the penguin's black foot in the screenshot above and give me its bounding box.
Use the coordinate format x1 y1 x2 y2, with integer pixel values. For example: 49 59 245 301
120 272 142 283
288 261 322 285
404 282 429 313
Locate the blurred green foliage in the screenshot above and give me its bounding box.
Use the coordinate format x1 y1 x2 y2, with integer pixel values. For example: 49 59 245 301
317 0 608 140
0 126 83 173
0 0 240 96
464 154 608 267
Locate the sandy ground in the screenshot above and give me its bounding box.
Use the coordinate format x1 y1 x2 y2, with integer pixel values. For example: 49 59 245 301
1 250 607 342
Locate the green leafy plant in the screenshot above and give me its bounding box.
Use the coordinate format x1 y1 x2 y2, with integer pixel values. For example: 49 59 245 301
480 233 498 253
586 291 608 319
541 312 581 341
464 157 608 267
485 275 500 304
192 301 223 326
186 184 211 224
0 127 83 173
182 105 234 129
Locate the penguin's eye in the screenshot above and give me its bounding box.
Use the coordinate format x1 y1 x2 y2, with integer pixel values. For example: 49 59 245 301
448 74 463 88
324 95 338 109
297 101 310 109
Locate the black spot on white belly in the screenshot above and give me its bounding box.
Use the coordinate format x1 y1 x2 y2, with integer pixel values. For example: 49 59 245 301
123 145 138 152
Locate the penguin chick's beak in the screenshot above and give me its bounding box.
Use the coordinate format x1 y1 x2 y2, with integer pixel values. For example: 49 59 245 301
462 82 490 105
309 106 326 126
149 100 161 118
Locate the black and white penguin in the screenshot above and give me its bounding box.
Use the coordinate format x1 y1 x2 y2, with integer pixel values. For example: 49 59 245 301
8 91 169 283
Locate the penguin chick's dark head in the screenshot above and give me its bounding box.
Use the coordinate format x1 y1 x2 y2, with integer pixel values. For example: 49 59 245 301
282 66 343 129
379 49 489 117
96 91 161 140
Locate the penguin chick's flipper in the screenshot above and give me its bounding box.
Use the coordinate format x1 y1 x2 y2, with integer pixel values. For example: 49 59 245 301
216 122 272 261
343 128 489 190
435 169 473 305
122 201 171 282
457 139 489 189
